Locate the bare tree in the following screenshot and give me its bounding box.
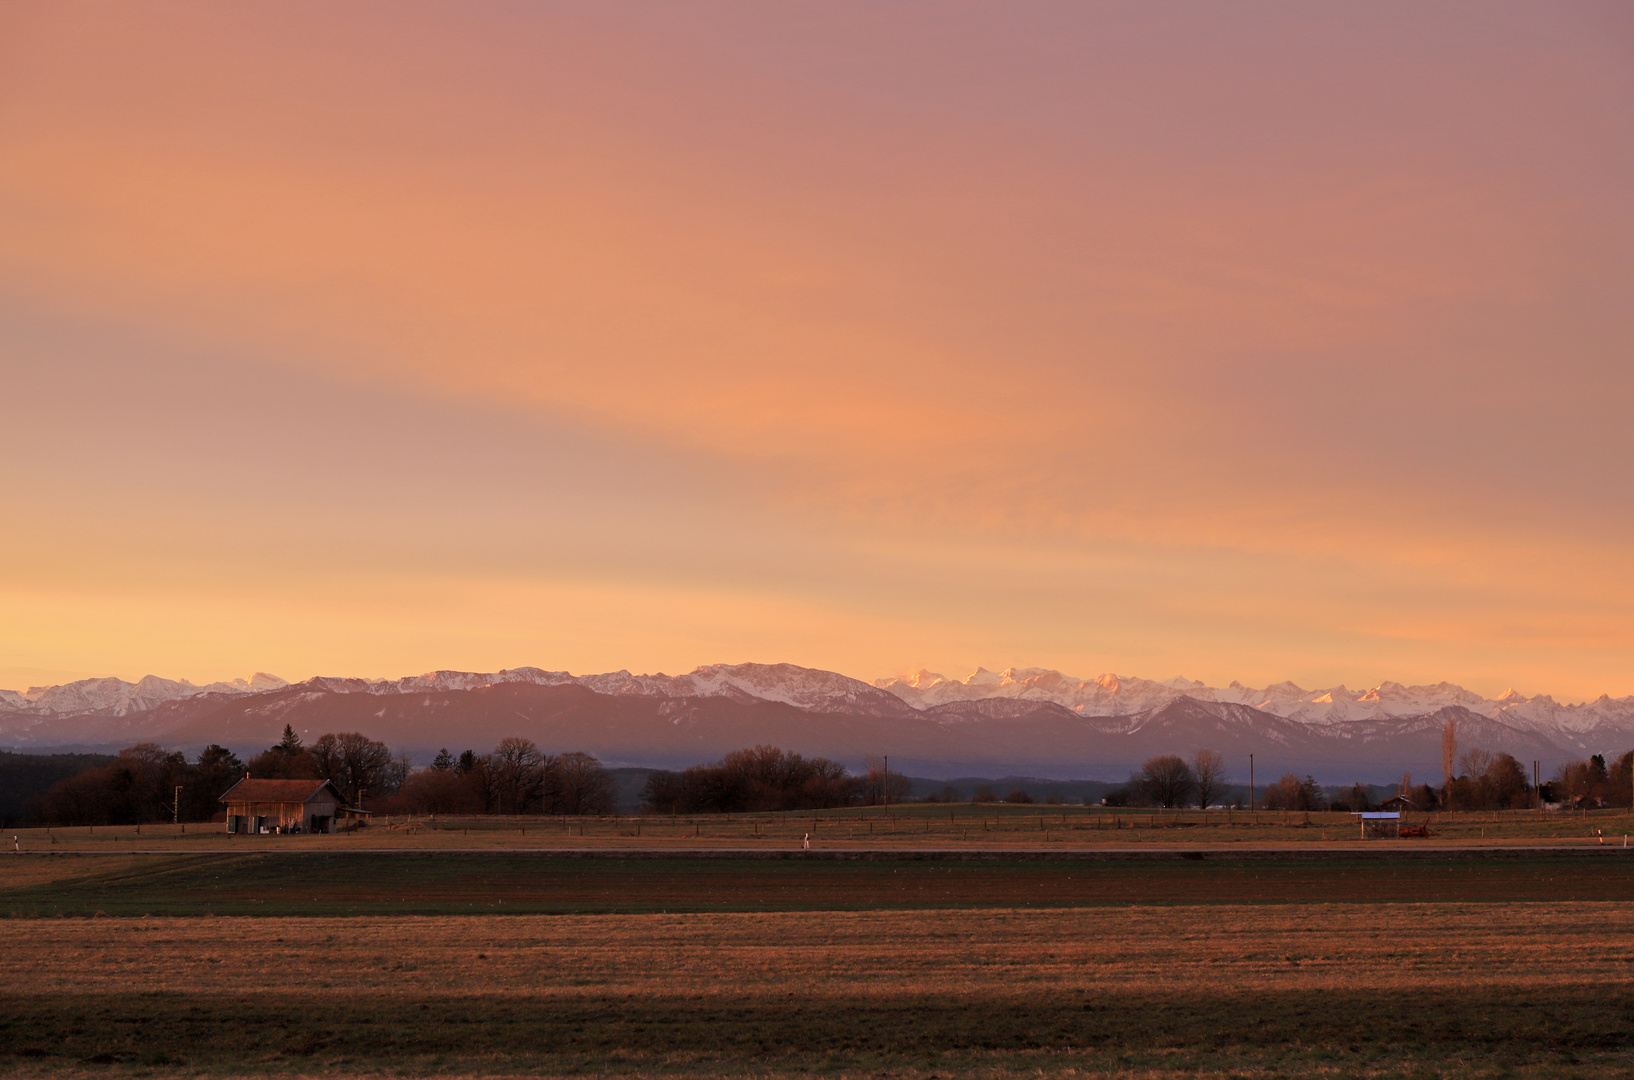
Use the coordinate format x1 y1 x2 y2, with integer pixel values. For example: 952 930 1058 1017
1138 754 1195 809
1449 750 1531 810
384 750 413 796
1262 772 1326 811
860 759 912 806
337 732 394 807
1441 717 1457 789
545 751 617 815
1339 781 1373 811
1457 747 1493 781
309 732 393 806
310 734 343 788
489 737 546 814
1192 749 1226 809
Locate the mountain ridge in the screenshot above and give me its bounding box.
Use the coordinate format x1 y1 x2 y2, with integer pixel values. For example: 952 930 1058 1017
7 662 1630 735
4 662 1631 783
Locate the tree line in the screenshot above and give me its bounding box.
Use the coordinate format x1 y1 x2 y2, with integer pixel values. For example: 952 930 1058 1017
0 750 115 827
37 742 255 826
393 738 616 815
1100 750 1230 809
34 727 412 826
21 730 1634 825
238 727 619 817
1540 751 1634 810
28 726 619 824
639 746 859 814
1096 745 1634 813
242 727 410 806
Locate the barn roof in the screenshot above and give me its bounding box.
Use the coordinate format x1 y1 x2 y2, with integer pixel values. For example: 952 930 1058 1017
219 778 343 804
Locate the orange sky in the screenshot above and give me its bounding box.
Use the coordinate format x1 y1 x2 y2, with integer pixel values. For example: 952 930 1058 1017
2 2 1631 698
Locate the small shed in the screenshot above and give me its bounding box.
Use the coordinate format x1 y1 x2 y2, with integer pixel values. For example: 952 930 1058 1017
1351 810 1401 838
220 778 351 835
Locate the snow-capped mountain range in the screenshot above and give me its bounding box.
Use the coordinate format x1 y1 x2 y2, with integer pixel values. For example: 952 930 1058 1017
0 672 291 717
294 663 912 718
874 668 1634 739
4 663 1631 734
4 663 1633 782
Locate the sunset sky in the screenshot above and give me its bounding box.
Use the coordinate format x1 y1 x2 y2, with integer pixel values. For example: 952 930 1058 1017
2 2 1631 699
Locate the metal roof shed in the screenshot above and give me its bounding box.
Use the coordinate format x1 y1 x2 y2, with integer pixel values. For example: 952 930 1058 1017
1350 811 1401 839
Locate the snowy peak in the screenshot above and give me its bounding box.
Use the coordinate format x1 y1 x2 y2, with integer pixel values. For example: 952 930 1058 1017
7 663 1634 751
278 662 913 718
873 666 1634 734
8 673 290 716
875 668 1186 714
300 668 576 696
673 663 913 716
571 662 912 717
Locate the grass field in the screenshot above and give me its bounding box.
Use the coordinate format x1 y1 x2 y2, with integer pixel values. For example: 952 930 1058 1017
11 802 1634 853
4 903 1634 1077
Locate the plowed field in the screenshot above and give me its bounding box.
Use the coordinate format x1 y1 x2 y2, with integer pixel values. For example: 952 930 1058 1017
4 849 1633 916
5 904 1634 1077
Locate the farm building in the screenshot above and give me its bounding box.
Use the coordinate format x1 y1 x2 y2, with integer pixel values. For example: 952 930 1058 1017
219 778 368 834
1351 811 1402 838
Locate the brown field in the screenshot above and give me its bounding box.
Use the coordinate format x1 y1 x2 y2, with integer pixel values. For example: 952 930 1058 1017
8 824 1634 1078
5 903 1634 1077
12 802 1634 853
5 850 1634 917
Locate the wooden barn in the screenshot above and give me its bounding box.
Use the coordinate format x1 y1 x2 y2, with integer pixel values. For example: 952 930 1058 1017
219 778 366 835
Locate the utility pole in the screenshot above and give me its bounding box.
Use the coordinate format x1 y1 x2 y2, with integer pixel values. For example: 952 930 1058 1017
882 755 888 810
173 785 182 824
1249 754 1254 812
